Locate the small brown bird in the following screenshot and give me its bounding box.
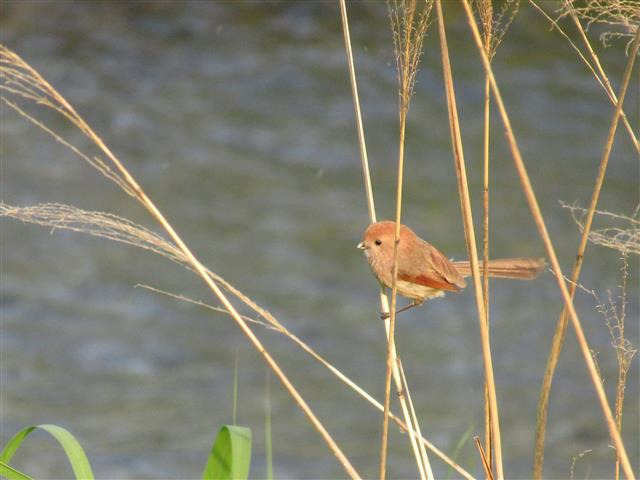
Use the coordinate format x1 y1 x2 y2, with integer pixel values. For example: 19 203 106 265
358 221 544 315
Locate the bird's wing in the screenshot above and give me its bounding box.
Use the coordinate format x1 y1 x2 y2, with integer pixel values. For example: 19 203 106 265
397 270 461 292
398 240 466 291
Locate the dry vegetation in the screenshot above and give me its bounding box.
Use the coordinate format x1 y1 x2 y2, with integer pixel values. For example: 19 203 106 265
382 1 434 478
561 0 640 49
470 0 519 470
1 1 639 479
564 202 640 255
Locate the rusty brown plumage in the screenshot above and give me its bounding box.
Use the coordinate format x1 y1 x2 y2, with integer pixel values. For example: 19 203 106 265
358 221 544 309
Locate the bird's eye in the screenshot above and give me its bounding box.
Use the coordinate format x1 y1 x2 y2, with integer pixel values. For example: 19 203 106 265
374 239 382 246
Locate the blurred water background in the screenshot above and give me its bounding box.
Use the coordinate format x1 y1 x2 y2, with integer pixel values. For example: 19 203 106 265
1 1 638 478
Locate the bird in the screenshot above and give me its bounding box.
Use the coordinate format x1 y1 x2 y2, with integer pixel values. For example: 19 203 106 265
357 221 545 316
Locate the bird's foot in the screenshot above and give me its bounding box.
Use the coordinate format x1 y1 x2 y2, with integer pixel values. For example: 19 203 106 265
380 301 424 320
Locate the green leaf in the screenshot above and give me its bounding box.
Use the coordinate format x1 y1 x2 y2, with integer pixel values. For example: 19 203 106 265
0 461 32 480
264 370 273 480
202 425 251 480
1 424 94 480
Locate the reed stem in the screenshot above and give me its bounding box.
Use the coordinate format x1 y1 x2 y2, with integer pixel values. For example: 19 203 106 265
436 2 504 477
339 3 432 478
460 4 637 478
481 12 493 473
532 26 640 480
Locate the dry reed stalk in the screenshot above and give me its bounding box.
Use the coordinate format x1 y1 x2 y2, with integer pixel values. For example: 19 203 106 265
481 41 493 480
0 45 361 479
479 5 493 466
339 0 376 224
474 436 494 480
397 359 431 475
435 2 503 478
470 0 519 468
1 201 477 480
460 3 637 478
384 115 428 480
531 28 640 479
529 0 639 153
339 2 432 478
381 1 434 479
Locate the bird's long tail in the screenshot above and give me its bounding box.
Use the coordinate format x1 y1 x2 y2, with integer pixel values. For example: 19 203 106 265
453 258 545 280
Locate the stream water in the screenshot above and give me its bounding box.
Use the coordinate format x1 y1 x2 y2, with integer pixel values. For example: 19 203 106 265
2 2 638 478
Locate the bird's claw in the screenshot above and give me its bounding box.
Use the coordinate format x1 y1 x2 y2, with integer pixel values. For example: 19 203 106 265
380 311 390 320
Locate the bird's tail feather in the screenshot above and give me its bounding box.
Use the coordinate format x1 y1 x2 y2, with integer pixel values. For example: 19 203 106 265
453 258 545 280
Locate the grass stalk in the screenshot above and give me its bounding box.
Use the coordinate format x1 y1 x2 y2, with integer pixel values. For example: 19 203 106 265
482 71 493 472
474 436 494 480
472 1 518 468
478 0 493 468
0 46 361 480
383 93 430 480
532 26 640 480
340 2 432 478
380 112 415 480
435 2 504 478
381 2 411 474
398 359 431 478
339 0 376 223
382 2 434 478
460 4 637 478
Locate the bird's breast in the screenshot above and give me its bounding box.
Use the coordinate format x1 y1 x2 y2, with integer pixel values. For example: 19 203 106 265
397 280 445 302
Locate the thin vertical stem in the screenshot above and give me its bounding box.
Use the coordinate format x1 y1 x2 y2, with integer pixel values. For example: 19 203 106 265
481 12 493 471
339 0 376 223
532 26 640 480
381 115 429 480
339 3 430 478
398 358 431 472
382 302 430 480
436 3 504 478
461 3 637 478
474 436 495 480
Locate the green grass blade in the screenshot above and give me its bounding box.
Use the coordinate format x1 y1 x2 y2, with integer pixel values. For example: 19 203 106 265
232 347 239 425
0 461 33 480
445 423 475 480
1 424 94 480
202 425 251 480
264 369 273 480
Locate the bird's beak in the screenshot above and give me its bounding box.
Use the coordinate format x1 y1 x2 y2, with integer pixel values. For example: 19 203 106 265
357 241 366 250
